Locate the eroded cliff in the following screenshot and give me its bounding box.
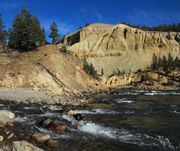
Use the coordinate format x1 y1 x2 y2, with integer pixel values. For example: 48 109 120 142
59 23 180 76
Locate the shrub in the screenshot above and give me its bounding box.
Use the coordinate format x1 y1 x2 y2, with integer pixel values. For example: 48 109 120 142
60 45 67 53
83 58 100 80
150 53 180 72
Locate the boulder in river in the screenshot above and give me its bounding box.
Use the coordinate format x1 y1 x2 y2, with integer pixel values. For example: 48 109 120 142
67 110 77 115
0 110 15 127
47 121 67 132
67 110 83 121
31 133 51 144
12 141 44 151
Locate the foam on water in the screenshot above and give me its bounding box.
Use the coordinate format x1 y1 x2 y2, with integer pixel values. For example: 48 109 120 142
15 116 29 123
48 105 62 111
171 110 180 115
78 121 175 150
124 110 135 114
79 121 119 139
38 112 60 117
114 98 134 103
61 114 175 149
23 106 39 110
144 91 180 96
74 109 119 115
110 90 180 96
118 91 139 96
0 104 4 107
62 114 78 125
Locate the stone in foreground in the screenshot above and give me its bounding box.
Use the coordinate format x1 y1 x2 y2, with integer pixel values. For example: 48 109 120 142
12 141 44 151
0 110 15 127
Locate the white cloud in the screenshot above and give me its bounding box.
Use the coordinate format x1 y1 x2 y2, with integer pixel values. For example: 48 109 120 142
40 19 76 36
79 8 104 23
93 10 103 22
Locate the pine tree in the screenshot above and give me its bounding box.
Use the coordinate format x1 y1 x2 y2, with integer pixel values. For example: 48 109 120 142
0 14 6 44
49 22 60 44
101 68 104 76
158 57 162 68
151 54 158 70
174 57 179 70
9 6 45 51
31 16 45 45
162 56 167 71
5 28 12 41
168 53 173 70
40 28 46 44
85 22 91 27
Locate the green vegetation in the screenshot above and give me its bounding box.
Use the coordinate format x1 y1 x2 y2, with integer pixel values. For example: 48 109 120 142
150 53 180 72
121 22 180 32
49 22 60 44
85 22 91 27
8 6 46 51
101 68 104 76
0 14 7 44
60 45 67 53
83 58 99 80
141 72 154 85
108 69 125 78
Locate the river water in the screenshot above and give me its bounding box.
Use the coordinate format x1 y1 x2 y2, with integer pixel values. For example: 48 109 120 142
0 89 180 151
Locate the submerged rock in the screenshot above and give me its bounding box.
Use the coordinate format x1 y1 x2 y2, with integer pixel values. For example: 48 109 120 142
46 139 60 148
73 113 83 121
38 118 53 128
31 133 51 144
0 110 15 127
12 141 44 151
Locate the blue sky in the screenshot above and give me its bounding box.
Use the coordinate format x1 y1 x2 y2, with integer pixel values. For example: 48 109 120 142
0 0 180 42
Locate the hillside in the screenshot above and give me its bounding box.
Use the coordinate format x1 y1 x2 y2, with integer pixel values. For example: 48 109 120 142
0 45 98 94
0 23 179 95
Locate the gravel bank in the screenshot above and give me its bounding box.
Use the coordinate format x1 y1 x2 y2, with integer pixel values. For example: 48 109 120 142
0 88 85 106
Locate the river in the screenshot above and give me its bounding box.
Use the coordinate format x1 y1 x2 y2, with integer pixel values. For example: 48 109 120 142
0 89 180 151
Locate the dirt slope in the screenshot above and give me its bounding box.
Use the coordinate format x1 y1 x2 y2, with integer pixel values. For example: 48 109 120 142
0 45 98 92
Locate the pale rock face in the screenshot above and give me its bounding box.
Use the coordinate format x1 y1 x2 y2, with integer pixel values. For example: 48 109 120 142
59 23 180 77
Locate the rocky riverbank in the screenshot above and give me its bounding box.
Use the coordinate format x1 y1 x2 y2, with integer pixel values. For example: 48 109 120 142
0 106 78 150
0 88 94 106
0 109 44 151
